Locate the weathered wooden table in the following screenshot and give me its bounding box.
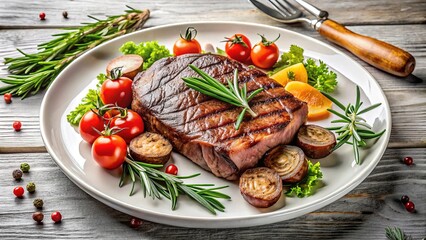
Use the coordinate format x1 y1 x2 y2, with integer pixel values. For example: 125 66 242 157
1 0 425 239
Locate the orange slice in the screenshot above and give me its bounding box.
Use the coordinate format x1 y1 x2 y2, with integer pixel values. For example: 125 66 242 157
285 81 332 121
271 63 308 87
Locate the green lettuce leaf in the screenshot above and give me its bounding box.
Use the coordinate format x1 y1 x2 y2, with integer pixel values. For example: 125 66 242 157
286 161 323 198
66 73 107 126
120 41 171 69
269 44 304 75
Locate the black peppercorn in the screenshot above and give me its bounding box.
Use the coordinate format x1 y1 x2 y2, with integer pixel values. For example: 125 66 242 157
33 198 44 209
13 169 23 180
62 11 68 19
26 182 36 193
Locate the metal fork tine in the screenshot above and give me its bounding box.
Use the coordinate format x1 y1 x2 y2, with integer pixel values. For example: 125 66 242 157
268 0 291 17
276 0 296 14
278 0 300 15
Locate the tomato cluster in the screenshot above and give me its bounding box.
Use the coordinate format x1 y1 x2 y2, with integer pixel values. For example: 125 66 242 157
79 67 144 170
224 33 280 69
172 27 280 69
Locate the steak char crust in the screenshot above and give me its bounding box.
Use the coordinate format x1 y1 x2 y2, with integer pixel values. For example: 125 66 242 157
131 54 308 180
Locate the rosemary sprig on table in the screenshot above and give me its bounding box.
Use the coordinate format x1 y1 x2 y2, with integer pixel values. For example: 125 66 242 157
322 86 386 164
120 156 231 215
182 64 263 130
0 6 149 98
385 226 413 240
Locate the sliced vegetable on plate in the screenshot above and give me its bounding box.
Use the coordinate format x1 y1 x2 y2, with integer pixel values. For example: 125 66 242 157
129 132 172 165
270 62 308 87
296 125 336 159
285 81 333 120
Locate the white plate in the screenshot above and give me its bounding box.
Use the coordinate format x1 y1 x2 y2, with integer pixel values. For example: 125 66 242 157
40 22 391 228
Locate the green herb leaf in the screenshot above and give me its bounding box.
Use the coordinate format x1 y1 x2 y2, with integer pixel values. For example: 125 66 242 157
305 59 338 93
270 44 304 75
183 65 263 130
121 156 230 214
324 86 386 164
0 7 149 98
216 47 227 56
286 161 323 197
120 41 171 70
66 73 107 126
385 226 412 240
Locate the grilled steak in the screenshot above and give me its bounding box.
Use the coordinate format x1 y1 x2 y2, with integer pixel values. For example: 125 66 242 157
131 53 308 180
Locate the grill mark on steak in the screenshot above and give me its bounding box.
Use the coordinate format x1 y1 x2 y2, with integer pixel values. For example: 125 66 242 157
131 53 308 180
156 88 291 129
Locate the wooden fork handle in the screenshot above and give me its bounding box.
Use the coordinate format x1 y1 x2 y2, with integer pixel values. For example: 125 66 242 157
317 19 415 77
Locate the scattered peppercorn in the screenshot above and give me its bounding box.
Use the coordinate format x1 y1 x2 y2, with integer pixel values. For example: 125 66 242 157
405 201 415 213
33 198 44 209
4 93 12 104
39 12 46 20
13 121 22 131
51 211 62 223
403 156 413 166
13 186 25 198
33 212 44 223
12 169 23 180
62 11 68 18
401 195 410 204
129 217 142 228
20 163 30 173
26 182 36 193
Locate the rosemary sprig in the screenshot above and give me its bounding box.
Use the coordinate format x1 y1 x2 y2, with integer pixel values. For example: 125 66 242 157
0 6 149 98
385 226 413 240
182 64 263 130
120 156 231 215
322 86 386 164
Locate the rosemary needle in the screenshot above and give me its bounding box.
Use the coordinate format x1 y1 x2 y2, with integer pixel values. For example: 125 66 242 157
182 64 263 130
120 156 231 215
0 6 149 98
322 86 386 164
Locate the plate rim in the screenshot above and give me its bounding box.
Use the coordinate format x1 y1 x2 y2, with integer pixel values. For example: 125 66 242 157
39 20 392 228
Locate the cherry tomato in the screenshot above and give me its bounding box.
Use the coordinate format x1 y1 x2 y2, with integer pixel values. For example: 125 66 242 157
224 34 252 62
92 134 127 170
173 27 202 56
100 67 133 108
110 109 144 143
250 34 280 69
79 110 104 144
165 164 178 175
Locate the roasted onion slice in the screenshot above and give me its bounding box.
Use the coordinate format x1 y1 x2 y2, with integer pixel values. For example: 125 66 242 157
264 145 308 183
239 167 282 208
296 124 336 159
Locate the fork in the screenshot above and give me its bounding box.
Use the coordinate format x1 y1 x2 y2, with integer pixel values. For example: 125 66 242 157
250 0 415 77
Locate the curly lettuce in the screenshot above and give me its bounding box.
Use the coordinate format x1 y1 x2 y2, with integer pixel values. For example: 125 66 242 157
120 41 171 69
270 44 338 93
286 161 323 198
66 73 106 126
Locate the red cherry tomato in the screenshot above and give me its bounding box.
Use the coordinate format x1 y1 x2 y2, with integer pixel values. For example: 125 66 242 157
165 164 178 175
100 67 133 108
224 34 252 63
110 110 144 143
92 134 127 170
13 186 24 197
173 27 202 56
250 34 280 69
79 110 104 144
